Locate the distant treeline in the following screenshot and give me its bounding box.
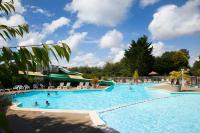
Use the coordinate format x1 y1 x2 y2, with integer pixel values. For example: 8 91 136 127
69 35 200 79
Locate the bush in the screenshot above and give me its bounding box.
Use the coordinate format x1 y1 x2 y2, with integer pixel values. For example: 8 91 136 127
0 96 12 112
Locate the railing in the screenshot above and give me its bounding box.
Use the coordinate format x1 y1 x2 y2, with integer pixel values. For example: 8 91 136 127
108 76 200 86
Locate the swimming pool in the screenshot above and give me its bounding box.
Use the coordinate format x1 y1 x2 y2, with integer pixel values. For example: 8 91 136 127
13 83 200 133
13 83 169 110
100 94 200 133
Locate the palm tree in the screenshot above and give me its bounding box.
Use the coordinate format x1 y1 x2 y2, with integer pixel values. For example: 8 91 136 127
0 0 29 40
0 1 71 87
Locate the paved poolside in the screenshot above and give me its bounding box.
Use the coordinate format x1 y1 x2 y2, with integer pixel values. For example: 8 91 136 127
6 109 104 133
0 87 107 95
148 83 200 92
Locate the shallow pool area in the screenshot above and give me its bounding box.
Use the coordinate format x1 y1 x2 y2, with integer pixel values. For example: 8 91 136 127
13 83 169 110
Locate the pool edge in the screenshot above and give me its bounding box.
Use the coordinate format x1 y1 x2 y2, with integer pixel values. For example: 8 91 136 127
10 102 106 127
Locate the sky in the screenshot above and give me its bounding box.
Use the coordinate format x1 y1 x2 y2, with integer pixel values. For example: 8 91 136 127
0 0 200 67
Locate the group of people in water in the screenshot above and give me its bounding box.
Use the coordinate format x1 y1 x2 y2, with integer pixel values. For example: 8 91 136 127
34 101 50 106
34 92 57 106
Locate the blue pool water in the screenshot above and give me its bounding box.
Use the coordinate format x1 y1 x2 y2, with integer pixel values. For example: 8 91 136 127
13 83 200 133
100 94 200 133
13 83 168 110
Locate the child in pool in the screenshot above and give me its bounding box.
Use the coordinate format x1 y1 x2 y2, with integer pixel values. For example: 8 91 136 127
34 101 38 106
46 101 50 106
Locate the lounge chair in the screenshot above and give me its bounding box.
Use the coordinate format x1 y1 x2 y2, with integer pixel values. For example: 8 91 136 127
18 85 24 90
33 84 38 89
24 84 30 90
56 82 64 89
77 82 84 89
5 88 10 92
39 84 45 89
13 85 20 91
0 89 4 92
63 82 71 89
83 82 90 89
48 83 55 89
126 79 130 83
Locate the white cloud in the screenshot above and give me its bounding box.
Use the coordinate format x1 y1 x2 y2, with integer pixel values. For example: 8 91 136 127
0 14 26 26
62 32 88 50
65 0 133 28
2 0 26 14
140 0 160 7
100 29 125 62
112 49 125 63
45 40 54 44
29 6 54 17
152 41 166 56
67 53 105 67
32 6 54 17
43 17 70 34
149 0 200 39
18 32 44 46
17 17 71 46
100 29 123 48
0 38 8 47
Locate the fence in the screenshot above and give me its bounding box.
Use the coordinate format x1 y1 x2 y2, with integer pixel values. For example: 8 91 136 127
109 76 200 87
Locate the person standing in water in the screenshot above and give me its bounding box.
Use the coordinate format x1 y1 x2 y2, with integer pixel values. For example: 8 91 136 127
46 101 50 106
34 101 38 106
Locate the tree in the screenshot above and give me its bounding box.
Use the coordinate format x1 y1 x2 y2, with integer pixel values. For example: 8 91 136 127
133 70 139 81
191 56 200 76
180 49 190 59
153 50 189 75
0 1 28 40
124 35 154 76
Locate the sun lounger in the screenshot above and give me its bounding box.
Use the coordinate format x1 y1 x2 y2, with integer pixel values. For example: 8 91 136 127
77 82 84 89
24 85 30 90
18 85 24 90
33 84 38 89
5 88 10 92
56 82 64 89
13 85 19 91
126 79 130 83
0 89 4 92
48 82 55 89
63 82 71 89
83 82 90 89
39 84 45 89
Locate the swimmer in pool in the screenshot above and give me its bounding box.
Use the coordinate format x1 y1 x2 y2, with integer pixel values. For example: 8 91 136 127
47 93 50 96
34 101 38 106
46 101 50 106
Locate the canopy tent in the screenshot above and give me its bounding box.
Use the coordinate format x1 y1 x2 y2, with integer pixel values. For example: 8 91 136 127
59 67 82 75
18 71 45 77
18 68 115 86
148 71 158 76
46 74 90 82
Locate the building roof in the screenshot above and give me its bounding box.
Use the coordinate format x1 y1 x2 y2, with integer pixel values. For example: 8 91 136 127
18 71 45 77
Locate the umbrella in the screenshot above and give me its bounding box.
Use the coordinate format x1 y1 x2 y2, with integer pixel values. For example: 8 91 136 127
148 71 158 76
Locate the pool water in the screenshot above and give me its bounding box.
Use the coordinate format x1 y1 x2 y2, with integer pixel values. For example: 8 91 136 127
13 83 200 133
13 83 169 110
100 94 200 133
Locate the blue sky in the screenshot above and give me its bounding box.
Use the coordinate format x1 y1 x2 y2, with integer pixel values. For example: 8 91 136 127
1 0 200 67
